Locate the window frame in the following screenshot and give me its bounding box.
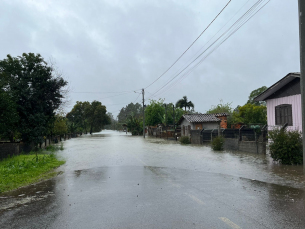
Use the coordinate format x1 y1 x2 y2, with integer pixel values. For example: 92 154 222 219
275 104 293 126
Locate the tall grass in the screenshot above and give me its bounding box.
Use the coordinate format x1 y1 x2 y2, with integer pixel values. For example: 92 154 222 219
0 150 65 193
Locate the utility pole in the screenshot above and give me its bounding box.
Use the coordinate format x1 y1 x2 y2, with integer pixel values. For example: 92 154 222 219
173 104 176 141
173 104 175 129
142 88 145 138
165 104 168 140
298 0 305 166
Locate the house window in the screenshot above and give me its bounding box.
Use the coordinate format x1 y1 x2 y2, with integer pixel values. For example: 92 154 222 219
275 104 293 126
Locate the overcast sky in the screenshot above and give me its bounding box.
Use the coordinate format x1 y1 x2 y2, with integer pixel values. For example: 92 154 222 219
1 0 300 117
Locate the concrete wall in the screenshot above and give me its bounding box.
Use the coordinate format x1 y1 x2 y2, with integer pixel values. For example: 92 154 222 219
238 141 266 154
223 139 266 154
180 119 192 137
223 139 239 151
190 130 201 144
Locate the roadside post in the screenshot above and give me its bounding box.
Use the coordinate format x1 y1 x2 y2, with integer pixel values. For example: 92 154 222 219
298 0 305 166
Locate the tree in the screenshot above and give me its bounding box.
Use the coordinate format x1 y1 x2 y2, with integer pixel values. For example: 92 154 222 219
207 100 233 127
66 101 90 134
0 88 19 142
175 96 194 111
126 115 143 135
85 100 110 134
206 100 233 114
232 103 267 125
105 112 120 130
145 99 165 126
52 114 68 136
247 86 267 106
117 102 142 124
0 53 68 145
269 129 303 165
162 103 184 126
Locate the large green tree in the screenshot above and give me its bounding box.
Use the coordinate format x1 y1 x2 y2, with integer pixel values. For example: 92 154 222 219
232 103 267 125
0 82 19 141
145 99 165 126
175 96 194 111
163 103 184 126
104 112 120 130
247 86 267 106
66 101 90 134
206 100 233 127
86 100 111 134
117 102 142 124
126 115 143 135
206 100 233 114
52 114 68 137
0 53 67 144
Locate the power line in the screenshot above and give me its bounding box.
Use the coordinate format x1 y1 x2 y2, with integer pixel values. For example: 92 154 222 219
143 0 232 90
71 90 135 94
147 0 269 100
104 0 270 116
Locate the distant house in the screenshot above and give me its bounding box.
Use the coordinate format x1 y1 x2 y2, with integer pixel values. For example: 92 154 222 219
254 72 301 131
177 113 228 137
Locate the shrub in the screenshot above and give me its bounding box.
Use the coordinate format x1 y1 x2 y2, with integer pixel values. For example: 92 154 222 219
212 136 224 151
180 136 191 144
268 129 303 165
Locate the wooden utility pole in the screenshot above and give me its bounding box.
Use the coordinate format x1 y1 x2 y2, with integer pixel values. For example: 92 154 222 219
173 105 177 141
142 88 145 138
165 104 168 140
298 0 305 165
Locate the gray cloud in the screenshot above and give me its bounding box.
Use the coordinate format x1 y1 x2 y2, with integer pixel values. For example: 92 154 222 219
0 0 299 116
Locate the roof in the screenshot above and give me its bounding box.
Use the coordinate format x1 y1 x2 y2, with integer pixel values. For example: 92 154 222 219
254 72 300 101
214 113 229 117
177 113 229 124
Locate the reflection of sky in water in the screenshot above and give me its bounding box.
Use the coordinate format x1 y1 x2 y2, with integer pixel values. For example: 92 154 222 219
58 130 305 189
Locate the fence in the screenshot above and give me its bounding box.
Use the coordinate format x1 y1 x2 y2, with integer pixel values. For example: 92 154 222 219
147 126 180 140
0 134 75 160
190 126 268 154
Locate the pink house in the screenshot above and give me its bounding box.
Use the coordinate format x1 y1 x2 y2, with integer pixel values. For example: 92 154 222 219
254 72 302 131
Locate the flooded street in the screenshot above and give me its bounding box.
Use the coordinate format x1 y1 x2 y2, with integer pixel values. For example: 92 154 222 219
1 130 305 228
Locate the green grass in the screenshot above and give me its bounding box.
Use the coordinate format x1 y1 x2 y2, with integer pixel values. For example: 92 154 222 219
0 150 65 193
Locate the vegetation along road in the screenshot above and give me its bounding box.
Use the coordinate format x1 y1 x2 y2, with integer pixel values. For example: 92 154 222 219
1 130 305 229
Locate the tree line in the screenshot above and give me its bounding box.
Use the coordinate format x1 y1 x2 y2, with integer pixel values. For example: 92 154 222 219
0 53 67 145
0 53 111 145
66 101 110 134
206 86 268 127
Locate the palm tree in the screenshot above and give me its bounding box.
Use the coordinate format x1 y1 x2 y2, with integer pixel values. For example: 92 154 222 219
175 96 194 111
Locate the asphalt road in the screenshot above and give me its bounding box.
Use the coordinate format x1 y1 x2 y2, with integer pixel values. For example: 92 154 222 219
1 130 305 229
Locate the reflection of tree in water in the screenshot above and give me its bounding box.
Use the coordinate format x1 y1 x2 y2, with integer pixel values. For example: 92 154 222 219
74 168 108 182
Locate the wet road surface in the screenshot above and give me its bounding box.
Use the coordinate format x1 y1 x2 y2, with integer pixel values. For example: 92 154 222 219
1 130 305 228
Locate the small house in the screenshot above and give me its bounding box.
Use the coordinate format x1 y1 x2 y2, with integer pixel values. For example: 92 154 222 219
254 72 301 131
177 113 228 137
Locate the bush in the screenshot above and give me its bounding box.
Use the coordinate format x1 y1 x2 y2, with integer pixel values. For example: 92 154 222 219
212 136 224 151
180 136 191 144
269 129 303 165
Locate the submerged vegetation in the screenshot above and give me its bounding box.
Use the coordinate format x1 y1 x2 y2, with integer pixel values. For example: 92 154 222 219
179 136 191 144
0 147 65 193
211 136 224 151
269 129 303 165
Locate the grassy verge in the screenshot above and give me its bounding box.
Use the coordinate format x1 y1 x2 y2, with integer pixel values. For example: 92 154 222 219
0 145 65 193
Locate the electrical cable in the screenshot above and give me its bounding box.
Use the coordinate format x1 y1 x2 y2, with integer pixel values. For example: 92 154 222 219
147 0 269 100
144 0 232 90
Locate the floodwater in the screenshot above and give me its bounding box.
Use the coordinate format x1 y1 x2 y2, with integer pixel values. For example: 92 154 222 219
1 130 305 228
